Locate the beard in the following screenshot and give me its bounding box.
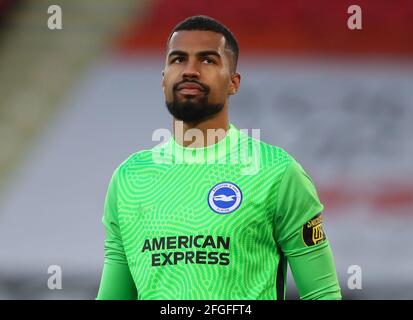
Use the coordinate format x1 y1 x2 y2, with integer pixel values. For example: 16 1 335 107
166 81 224 124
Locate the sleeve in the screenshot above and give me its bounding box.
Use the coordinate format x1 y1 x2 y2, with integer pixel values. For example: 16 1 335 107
288 244 342 300
274 159 341 300
96 166 138 300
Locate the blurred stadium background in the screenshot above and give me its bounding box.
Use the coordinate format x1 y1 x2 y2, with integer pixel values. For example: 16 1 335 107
0 0 412 299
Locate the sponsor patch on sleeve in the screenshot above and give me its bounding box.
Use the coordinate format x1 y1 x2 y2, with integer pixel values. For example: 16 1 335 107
302 213 327 247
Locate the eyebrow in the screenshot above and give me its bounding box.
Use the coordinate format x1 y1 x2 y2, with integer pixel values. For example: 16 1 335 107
168 50 222 60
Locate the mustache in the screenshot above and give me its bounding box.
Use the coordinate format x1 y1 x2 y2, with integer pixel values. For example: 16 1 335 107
173 80 210 93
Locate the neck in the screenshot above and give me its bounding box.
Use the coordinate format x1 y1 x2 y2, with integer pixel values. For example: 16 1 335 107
172 111 229 148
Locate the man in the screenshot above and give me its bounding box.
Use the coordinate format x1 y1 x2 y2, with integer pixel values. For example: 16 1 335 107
97 15 341 300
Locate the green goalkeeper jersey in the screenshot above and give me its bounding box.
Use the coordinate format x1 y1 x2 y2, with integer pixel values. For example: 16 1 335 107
97 123 341 300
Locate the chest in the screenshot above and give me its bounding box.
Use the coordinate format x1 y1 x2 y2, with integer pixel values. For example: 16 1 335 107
117 164 278 254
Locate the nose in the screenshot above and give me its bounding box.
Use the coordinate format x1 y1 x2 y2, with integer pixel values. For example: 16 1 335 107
182 59 200 79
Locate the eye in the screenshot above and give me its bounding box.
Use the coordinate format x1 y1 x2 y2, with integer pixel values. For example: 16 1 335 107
202 58 215 64
171 57 184 64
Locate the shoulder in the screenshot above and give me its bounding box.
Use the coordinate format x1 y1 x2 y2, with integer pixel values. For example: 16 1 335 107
240 129 294 170
114 140 169 177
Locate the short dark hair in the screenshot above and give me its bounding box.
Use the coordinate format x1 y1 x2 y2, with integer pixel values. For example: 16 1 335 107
167 15 239 72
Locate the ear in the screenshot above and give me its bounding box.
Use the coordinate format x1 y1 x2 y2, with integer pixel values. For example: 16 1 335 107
228 72 241 95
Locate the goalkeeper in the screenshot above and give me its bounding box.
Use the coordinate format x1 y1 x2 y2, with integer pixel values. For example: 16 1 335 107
97 15 341 300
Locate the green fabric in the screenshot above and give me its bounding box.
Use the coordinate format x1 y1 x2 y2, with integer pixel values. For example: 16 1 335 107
288 243 342 300
97 123 341 299
97 263 137 300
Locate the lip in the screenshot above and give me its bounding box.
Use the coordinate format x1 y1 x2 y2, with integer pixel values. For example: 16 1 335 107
178 88 203 95
177 82 204 92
